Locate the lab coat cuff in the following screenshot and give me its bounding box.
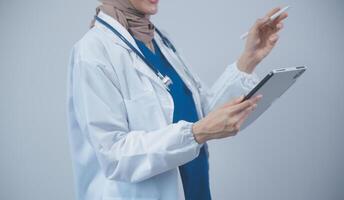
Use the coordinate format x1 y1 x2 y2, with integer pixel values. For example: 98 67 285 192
180 121 203 149
233 61 259 82
230 61 260 91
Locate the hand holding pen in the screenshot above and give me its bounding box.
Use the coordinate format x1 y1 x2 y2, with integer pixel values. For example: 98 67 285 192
237 6 290 74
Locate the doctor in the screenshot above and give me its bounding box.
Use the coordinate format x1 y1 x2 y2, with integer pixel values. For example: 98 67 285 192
67 0 288 199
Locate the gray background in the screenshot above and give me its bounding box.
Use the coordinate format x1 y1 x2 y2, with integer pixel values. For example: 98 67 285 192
1 0 343 199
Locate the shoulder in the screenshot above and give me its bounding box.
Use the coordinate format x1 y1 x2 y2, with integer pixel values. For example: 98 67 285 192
71 28 108 64
71 27 128 66
68 27 130 90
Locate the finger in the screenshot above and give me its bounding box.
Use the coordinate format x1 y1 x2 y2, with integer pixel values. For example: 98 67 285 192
266 23 283 35
254 8 284 32
263 11 288 32
272 12 288 24
232 104 256 129
253 17 270 31
237 102 258 124
266 7 281 18
264 13 286 30
247 94 263 104
222 95 245 108
269 34 279 44
276 22 284 31
231 101 252 113
230 95 261 113
236 105 256 127
269 21 283 31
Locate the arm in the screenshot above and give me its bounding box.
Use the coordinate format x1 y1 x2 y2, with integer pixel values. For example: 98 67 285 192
188 7 289 142
72 59 202 183
187 7 288 116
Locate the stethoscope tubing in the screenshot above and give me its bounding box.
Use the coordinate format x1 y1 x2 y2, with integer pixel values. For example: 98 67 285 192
95 16 174 91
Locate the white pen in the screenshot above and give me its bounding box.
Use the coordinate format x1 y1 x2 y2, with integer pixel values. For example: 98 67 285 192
240 5 290 40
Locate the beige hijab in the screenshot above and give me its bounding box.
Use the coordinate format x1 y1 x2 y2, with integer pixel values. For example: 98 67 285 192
91 0 155 50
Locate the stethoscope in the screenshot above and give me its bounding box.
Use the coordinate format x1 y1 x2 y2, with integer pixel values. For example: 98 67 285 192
95 16 176 91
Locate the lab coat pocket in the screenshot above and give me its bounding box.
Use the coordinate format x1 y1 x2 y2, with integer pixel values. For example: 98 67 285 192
101 168 160 200
124 90 167 131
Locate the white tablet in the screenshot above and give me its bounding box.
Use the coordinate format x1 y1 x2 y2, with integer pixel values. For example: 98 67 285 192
241 66 307 129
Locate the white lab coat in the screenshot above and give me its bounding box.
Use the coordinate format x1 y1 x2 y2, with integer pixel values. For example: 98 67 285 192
67 11 259 200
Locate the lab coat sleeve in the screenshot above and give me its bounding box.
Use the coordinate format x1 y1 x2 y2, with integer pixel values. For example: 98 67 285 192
198 61 260 115
174 47 259 115
72 60 202 183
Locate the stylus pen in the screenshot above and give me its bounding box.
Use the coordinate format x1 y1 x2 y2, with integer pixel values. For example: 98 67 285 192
240 5 290 40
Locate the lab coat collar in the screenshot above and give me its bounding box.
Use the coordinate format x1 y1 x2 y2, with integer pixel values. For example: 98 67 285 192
94 11 204 119
95 11 139 51
95 11 170 56
95 11 169 91
94 11 200 110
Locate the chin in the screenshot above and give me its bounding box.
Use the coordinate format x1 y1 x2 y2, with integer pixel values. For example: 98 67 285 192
145 6 158 15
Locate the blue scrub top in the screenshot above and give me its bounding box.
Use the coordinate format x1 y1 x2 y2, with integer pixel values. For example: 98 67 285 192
134 37 211 200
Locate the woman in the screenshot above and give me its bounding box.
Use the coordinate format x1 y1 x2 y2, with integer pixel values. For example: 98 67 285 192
67 0 288 199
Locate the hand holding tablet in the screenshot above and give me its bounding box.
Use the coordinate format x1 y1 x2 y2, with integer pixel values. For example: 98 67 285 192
241 66 307 129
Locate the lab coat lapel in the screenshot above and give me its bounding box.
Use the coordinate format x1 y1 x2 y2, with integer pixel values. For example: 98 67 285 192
96 12 203 118
154 34 204 118
96 12 168 91
154 36 189 87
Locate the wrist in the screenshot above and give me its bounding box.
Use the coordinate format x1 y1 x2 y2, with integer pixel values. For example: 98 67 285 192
192 122 209 144
237 53 259 74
